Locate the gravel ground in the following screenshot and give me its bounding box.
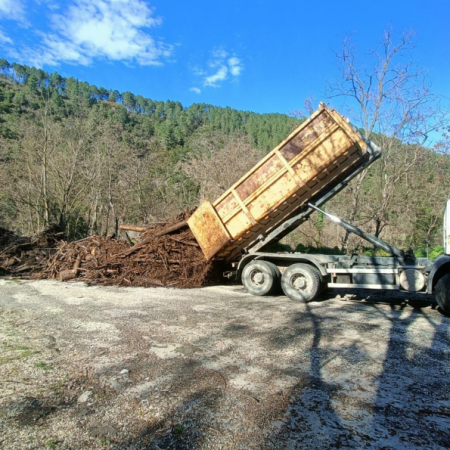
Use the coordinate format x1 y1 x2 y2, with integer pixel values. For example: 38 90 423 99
0 278 449 450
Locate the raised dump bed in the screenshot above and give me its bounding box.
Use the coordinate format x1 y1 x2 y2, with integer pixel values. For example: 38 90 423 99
187 103 370 262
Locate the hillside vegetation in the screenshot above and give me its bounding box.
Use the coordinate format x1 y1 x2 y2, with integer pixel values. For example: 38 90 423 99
0 60 449 257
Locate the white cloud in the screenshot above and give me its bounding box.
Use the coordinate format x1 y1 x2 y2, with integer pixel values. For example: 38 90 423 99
209 48 228 65
34 0 60 11
10 0 172 67
204 65 228 87
0 26 12 44
228 57 242 76
0 0 25 21
190 87 201 94
196 49 243 88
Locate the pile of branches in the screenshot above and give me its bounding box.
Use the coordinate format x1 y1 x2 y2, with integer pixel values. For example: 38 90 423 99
0 225 65 277
40 211 224 288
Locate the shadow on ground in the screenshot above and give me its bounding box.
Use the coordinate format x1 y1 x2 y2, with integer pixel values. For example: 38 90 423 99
1 285 449 450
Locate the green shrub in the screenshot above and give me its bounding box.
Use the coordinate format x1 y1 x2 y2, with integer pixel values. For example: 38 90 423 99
294 243 345 255
262 242 292 252
429 245 444 260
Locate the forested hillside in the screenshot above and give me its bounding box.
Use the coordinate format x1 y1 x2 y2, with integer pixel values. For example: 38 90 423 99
0 60 449 257
0 61 299 233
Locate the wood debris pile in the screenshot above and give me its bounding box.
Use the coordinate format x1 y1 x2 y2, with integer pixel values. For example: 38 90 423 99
0 225 65 276
39 211 224 288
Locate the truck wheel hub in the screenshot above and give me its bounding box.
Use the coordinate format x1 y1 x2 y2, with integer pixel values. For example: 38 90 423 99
250 270 264 286
292 274 307 290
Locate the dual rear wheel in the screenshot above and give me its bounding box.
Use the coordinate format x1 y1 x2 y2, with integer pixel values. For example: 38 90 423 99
242 260 322 302
241 260 281 296
281 263 322 302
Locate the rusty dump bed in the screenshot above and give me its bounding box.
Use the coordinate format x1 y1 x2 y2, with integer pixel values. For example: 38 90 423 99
188 104 369 262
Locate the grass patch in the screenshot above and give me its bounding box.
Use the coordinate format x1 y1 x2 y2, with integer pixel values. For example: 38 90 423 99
47 377 68 394
34 362 53 371
0 355 17 364
21 349 38 358
2 342 38 358
49 377 68 389
45 439 60 449
3 342 29 351
16 345 30 350
5 331 18 337
173 424 187 435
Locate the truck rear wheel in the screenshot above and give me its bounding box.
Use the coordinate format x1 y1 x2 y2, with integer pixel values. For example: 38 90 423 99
281 263 322 302
242 260 280 296
434 273 450 316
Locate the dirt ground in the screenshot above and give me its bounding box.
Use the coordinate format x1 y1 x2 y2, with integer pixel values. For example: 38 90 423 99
0 279 449 450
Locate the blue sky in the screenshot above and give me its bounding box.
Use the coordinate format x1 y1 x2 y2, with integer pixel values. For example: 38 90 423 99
0 0 449 117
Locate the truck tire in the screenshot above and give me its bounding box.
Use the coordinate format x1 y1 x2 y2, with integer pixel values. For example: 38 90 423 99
242 260 281 296
281 263 322 302
434 273 450 316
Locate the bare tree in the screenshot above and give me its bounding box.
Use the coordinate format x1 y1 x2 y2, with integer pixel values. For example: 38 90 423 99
181 133 264 203
327 29 448 251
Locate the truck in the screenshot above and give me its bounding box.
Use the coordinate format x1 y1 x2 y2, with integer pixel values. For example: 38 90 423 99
187 103 450 315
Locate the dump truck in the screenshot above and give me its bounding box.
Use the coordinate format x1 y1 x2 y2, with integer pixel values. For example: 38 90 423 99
187 103 450 315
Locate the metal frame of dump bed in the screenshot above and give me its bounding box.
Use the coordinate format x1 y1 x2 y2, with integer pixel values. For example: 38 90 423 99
231 196 450 316
225 134 383 280
231 211 439 301
237 131 381 256
225 138 450 316
235 252 433 290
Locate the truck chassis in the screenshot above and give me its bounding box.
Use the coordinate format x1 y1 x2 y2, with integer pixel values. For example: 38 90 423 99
229 207 450 316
